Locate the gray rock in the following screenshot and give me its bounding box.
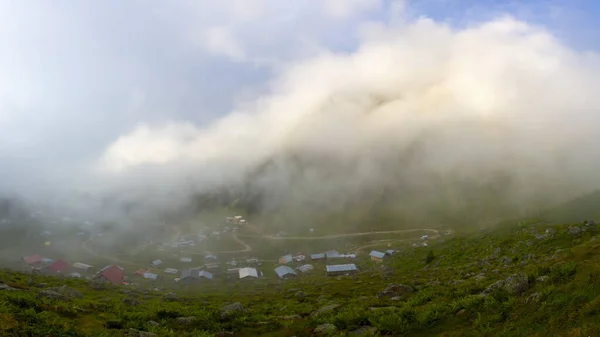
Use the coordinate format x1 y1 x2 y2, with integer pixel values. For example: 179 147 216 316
38 290 68 301
164 292 179 301
450 279 465 286
47 285 83 299
377 283 414 298
390 296 401 301
121 297 139 306
526 292 542 304
546 228 556 236
456 309 467 316
176 316 196 324
314 323 338 335
482 272 529 296
310 304 340 317
220 302 245 318
0 283 19 291
127 329 156 337
147 320 160 327
282 314 302 320
473 273 486 281
536 275 549 282
568 226 582 236
350 325 378 336
295 291 307 301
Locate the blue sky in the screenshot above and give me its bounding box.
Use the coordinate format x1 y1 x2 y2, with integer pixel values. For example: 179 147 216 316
1 0 599 196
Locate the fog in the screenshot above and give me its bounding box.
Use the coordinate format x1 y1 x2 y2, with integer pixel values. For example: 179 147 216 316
95 16 600 226
3 3 600 228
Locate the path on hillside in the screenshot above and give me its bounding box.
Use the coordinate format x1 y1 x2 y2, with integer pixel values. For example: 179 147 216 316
238 228 440 240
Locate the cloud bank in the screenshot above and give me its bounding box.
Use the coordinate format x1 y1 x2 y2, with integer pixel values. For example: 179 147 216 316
2 1 600 224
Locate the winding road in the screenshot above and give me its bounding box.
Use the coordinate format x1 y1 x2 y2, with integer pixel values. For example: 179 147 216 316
81 224 446 264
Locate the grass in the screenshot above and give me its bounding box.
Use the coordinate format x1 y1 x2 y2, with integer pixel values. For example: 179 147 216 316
1 219 600 336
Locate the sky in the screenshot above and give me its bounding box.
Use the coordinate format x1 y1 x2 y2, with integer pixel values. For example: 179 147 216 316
1 0 600 211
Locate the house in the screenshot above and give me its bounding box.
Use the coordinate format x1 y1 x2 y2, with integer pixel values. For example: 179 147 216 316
297 264 314 273
46 260 69 274
180 269 213 283
204 254 217 261
133 269 149 277
205 262 220 269
246 258 260 265
180 257 192 263
279 254 293 264
370 250 386 263
143 272 159 281
164 268 179 275
385 250 395 256
294 254 306 262
325 251 342 259
421 235 429 241
22 254 42 266
72 262 93 272
69 272 82 278
310 253 326 261
239 267 258 280
151 259 163 267
326 264 358 276
96 265 125 285
274 266 297 279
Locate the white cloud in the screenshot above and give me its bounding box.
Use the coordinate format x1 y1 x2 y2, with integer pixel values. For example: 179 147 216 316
322 0 383 19
99 14 600 216
202 26 247 61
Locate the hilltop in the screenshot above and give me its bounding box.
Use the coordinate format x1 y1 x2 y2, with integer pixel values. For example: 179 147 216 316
1 219 600 336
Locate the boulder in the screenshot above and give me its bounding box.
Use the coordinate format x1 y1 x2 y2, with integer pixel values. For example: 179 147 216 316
220 302 245 318
176 316 196 324
310 304 340 317
314 323 338 335
481 272 529 296
568 226 582 236
377 283 414 298
47 285 83 299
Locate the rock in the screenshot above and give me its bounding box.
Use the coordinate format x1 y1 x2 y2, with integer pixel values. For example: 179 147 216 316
456 309 467 316
500 256 512 265
568 226 582 236
368 306 397 312
450 280 465 286
473 273 486 281
546 228 556 236
0 283 19 291
526 240 534 247
283 314 302 320
47 285 83 299
482 272 529 296
295 291 307 301
127 329 156 337
536 275 549 282
220 302 245 318
147 320 160 327
314 323 338 335
164 292 179 301
121 297 139 306
310 304 340 317
390 296 401 301
377 283 414 298
526 293 542 304
38 290 68 301
491 248 501 258
176 316 196 324
215 332 234 337
350 326 378 335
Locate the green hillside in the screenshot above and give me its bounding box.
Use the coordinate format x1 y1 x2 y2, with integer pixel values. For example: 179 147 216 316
542 190 600 224
1 219 600 336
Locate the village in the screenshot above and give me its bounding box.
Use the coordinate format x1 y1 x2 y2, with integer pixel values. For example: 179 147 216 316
15 215 435 288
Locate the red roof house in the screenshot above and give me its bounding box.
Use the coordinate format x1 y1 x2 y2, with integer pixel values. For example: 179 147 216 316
133 269 148 277
47 260 69 274
23 254 42 265
96 265 125 285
